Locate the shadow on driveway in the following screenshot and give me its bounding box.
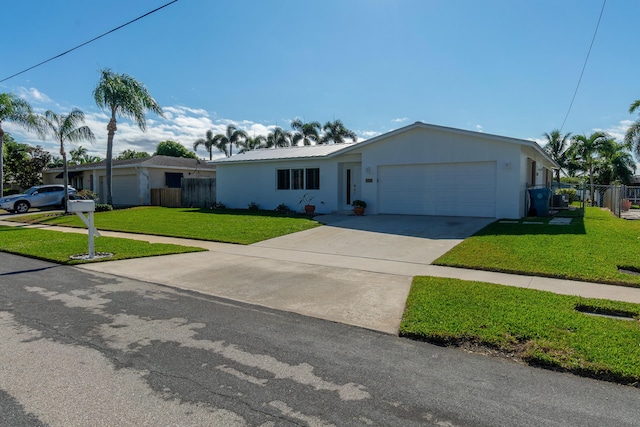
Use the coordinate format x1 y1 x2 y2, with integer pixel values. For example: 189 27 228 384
315 214 495 240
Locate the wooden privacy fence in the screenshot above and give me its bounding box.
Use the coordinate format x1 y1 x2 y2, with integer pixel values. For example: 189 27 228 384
151 188 181 207
181 177 216 208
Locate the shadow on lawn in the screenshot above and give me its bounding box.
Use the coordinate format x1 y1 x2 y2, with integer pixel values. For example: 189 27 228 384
178 207 312 219
473 216 586 237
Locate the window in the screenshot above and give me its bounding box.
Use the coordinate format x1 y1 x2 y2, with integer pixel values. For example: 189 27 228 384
292 169 304 190
276 168 321 190
305 168 319 190
277 169 290 190
165 172 183 188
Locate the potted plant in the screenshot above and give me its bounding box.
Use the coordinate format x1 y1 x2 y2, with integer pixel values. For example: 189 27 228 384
299 193 315 215
352 199 366 216
622 198 632 211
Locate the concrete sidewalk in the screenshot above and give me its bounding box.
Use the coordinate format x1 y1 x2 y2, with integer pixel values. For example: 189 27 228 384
2 217 640 335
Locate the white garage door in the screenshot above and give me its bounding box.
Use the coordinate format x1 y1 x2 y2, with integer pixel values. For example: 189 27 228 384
378 162 497 217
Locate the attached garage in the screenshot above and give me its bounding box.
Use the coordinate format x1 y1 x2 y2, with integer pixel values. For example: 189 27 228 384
377 162 497 217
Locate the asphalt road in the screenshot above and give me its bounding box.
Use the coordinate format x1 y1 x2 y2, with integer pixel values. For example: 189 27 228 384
1 252 639 426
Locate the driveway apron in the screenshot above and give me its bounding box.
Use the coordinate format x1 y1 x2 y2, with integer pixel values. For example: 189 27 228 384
77 214 493 334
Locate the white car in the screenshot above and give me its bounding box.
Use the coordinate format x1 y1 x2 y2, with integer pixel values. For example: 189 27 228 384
0 185 77 214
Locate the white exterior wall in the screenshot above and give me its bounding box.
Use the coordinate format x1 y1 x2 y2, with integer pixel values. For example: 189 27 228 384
352 127 523 218
216 159 339 213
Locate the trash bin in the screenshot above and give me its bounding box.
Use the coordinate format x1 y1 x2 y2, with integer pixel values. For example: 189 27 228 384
528 188 551 216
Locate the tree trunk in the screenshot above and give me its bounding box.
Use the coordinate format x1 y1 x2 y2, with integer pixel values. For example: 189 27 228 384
0 125 4 195
106 117 117 205
62 149 69 214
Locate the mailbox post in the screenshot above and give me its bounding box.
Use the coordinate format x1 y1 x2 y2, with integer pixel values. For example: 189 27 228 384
67 200 100 259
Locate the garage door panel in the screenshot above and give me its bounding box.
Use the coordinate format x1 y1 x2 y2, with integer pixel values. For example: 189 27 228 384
378 162 496 217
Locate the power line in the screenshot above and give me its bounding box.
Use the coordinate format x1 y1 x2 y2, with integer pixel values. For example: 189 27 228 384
0 0 178 83
560 0 606 132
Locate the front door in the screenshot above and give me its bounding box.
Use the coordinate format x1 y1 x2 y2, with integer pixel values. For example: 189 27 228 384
343 163 361 210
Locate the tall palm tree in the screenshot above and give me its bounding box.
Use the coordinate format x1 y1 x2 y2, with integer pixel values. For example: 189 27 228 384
542 129 571 187
291 119 321 146
193 129 216 160
321 119 358 145
566 131 609 205
41 109 96 211
93 68 163 205
0 93 43 191
213 124 247 157
624 99 640 157
266 127 292 148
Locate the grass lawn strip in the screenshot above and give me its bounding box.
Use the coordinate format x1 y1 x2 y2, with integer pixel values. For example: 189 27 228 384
434 207 640 287
11 207 320 245
401 276 640 386
0 225 204 264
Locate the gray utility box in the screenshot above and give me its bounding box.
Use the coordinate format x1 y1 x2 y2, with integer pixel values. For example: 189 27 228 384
67 199 95 212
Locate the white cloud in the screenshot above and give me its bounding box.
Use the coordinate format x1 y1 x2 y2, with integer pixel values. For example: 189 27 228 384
358 130 380 139
16 87 51 103
594 119 633 142
391 117 408 123
475 124 483 133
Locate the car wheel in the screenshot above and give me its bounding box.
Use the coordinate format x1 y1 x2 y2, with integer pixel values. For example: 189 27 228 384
14 201 30 214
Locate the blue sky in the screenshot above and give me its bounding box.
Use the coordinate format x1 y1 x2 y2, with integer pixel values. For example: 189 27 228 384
1 0 638 161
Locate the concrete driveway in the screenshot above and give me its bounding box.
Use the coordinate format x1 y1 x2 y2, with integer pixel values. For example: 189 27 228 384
76 214 494 334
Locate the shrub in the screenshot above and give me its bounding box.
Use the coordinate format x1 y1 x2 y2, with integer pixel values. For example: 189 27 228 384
248 202 260 211
76 189 98 201
95 203 113 212
2 189 20 196
556 188 577 203
275 203 290 213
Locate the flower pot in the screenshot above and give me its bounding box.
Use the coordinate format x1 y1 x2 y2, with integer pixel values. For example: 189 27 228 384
304 205 316 215
353 207 365 216
622 199 632 211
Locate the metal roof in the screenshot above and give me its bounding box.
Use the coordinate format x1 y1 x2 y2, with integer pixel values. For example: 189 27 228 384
210 143 358 164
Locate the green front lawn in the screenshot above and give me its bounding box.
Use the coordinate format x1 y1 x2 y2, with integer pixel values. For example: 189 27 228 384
0 225 204 264
11 207 321 245
435 207 640 287
401 277 640 385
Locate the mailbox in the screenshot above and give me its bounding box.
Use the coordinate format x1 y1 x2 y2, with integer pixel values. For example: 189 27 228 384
67 199 96 212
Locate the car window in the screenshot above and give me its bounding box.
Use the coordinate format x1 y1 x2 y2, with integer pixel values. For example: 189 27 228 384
25 187 38 195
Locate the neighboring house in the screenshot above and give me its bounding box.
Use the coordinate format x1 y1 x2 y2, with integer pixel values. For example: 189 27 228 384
43 155 216 206
211 121 558 219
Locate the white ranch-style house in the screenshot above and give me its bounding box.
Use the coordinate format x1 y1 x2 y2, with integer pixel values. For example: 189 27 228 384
211 122 558 219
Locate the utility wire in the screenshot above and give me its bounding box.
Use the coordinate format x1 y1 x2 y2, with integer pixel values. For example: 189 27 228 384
0 0 178 83
560 0 606 132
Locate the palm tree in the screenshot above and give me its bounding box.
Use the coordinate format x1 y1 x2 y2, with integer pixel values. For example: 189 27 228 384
291 119 321 146
594 139 635 185
240 134 266 153
566 131 609 205
542 129 571 187
193 129 216 160
0 93 43 191
93 68 163 205
213 124 247 157
266 127 292 148
70 146 88 164
41 109 96 211
321 119 358 145
624 99 640 157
